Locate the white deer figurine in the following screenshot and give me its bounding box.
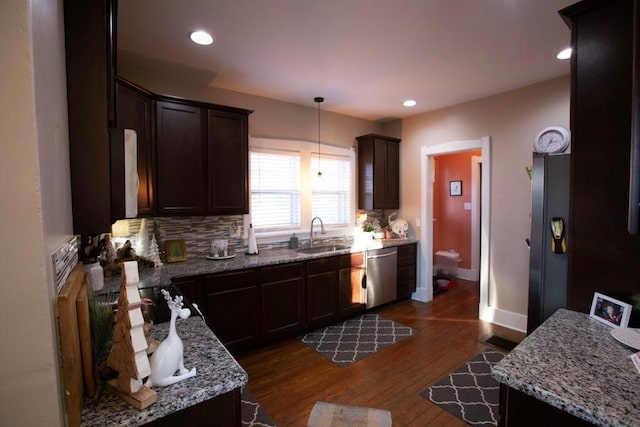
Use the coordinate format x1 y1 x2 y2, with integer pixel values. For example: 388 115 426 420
145 290 196 388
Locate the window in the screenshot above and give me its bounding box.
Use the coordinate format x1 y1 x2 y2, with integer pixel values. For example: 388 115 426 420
250 149 301 230
250 138 354 235
311 155 351 226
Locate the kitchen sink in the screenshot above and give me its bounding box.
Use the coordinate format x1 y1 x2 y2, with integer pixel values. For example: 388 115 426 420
295 244 351 254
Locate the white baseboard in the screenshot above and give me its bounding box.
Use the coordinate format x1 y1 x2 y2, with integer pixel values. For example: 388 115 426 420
480 305 527 333
456 267 478 281
411 286 431 303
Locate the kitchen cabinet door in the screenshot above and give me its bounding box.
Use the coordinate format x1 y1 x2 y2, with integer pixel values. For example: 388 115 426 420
498 384 594 427
261 263 306 342
207 109 249 215
171 276 200 311
357 134 401 210
154 100 207 215
307 257 340 328
338 252 366 320
115 78 154 215
560 0 640 312
397 243 417 300
202 269 260 354
64 0 116 234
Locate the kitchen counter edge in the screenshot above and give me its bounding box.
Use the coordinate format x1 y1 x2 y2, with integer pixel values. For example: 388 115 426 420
491 308 640 427
102 239 419 294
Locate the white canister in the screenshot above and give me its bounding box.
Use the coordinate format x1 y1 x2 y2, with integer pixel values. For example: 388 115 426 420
83 262 104 291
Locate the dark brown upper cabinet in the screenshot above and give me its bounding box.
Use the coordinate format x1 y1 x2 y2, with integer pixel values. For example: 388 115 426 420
154 100 208 215
153 97 252 216
115 78 154 216
64 0 252 230
560 0 640 312
357 134 401 210
64 0 116 234
207 109 249 215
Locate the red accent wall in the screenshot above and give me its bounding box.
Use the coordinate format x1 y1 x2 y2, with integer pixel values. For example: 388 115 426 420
433 151 481 270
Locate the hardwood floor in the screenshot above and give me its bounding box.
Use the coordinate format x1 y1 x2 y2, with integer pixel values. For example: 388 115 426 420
237 280 525 426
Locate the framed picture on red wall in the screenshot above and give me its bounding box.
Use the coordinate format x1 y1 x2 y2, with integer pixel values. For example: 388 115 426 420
449 180 462 196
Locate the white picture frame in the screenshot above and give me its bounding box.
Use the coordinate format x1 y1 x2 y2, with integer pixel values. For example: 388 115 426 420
589 292 632 328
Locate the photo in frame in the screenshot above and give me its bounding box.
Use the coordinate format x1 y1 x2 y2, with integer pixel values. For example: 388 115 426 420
449 180 462 196
165 240 188 263
589 292 631 328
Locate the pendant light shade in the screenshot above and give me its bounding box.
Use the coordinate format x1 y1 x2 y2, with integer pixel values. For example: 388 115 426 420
315 97 324 177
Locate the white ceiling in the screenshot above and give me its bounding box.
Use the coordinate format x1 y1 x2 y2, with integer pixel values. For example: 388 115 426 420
117 0 575 122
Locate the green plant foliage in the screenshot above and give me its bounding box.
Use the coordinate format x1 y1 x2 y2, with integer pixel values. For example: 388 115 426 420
87 287 115 364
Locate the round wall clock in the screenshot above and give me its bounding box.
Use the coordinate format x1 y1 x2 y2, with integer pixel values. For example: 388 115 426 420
534 126 570 153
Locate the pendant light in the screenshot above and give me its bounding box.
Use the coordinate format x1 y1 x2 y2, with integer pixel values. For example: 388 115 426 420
314 96 324 177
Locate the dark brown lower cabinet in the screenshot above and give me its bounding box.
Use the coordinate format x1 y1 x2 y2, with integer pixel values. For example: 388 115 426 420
338 252 366 319
145 388 241 427
171 244 414 355
202 269 260 354
498 384 595 427
397 243 417 300
171 276 199 308
307 256 340 328
260 263 306 342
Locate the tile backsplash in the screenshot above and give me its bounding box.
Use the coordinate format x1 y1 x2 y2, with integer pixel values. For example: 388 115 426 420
109 210 394 261
114 215 248 257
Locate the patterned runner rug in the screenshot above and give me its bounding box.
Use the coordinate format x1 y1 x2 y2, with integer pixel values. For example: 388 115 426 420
299 313 414 367
420 350 505 426
242 387 276 427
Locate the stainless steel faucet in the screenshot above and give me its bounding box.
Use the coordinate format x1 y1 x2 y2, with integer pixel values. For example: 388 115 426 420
309 216 326 247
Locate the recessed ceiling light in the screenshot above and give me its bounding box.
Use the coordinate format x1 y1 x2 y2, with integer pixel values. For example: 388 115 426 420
189 30 214 46
557 47 572 60
403 99 417 107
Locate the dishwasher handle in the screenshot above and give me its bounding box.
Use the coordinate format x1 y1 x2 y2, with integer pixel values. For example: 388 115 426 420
366 252 396 260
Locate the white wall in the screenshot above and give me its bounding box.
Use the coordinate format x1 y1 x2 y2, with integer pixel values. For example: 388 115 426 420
400 76 570 320
0 0 73 426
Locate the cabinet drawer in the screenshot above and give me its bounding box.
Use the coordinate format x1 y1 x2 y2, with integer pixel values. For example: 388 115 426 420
398 256 416 268
339 252 364 268
397 243 416 258
261 263 303 283
397 264 416 282
307 256 339 275
204 269 258 292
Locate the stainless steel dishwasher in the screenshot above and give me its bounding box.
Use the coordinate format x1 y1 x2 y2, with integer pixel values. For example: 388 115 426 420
364 247 398 309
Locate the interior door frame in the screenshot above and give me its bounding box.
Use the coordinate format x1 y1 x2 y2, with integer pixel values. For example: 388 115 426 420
414 137 491 319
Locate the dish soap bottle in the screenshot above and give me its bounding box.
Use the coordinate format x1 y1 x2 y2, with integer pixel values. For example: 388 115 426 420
288 233 299 249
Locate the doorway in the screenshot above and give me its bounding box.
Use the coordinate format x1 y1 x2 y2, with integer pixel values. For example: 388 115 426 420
431 151 482 282
414 137 491 321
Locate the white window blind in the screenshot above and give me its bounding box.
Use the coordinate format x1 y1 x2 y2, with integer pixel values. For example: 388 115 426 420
311 155 351 226
250 138 354 234
250 149 301 230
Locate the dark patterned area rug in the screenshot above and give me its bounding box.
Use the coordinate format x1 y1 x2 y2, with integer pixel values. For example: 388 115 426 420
242 388 276 427
420 350 505 426
299 313 414 367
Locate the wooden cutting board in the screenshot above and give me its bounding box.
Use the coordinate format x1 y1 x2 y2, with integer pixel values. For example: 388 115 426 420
76 279 96 398
58 263 93 427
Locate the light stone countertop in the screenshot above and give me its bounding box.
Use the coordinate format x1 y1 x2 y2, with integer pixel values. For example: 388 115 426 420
86 238 416 425
101 238 418 295
81 315 247 426
492 308 640 427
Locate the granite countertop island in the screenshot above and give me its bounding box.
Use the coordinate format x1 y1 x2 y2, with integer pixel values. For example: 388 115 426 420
102 238 418 294
492 308 640 427
81 315 247 426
